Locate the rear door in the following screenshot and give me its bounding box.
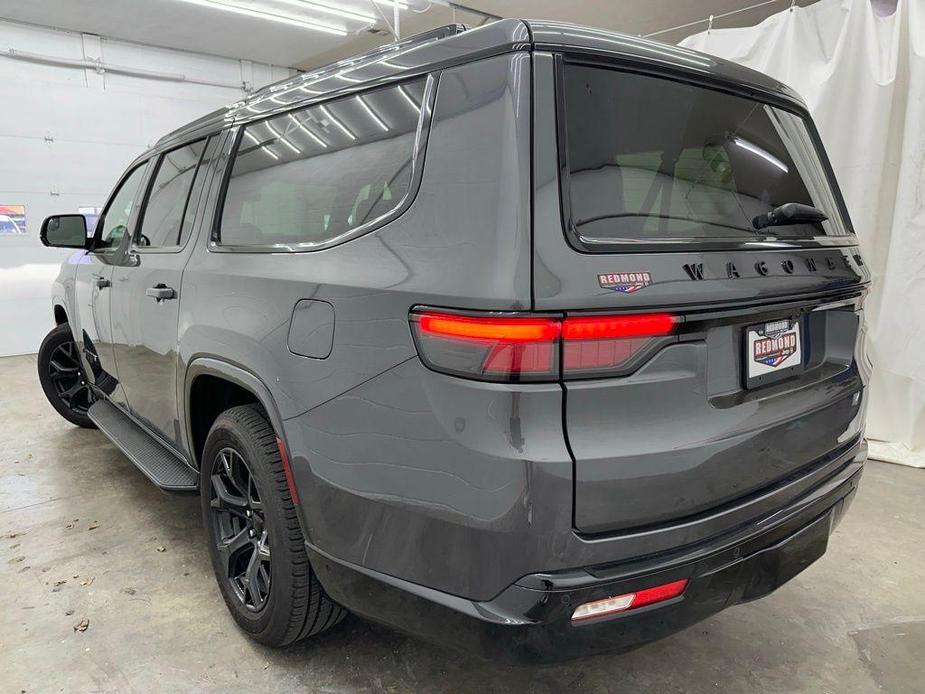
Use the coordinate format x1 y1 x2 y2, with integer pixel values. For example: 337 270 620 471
532 55 870 535
109 137 212 447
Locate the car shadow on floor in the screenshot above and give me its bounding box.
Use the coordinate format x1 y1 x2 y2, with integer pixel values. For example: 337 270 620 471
52 428 891 693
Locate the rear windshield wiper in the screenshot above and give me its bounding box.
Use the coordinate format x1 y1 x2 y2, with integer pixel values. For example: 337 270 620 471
753 202 828 230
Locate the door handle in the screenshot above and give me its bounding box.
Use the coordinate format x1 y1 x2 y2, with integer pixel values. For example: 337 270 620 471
146 285 176 300
95 277 111 289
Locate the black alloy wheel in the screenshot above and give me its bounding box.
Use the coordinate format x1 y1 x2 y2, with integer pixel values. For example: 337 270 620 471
37 323 96 428
209 446 272 612
48 341 93 416
200 404 345 646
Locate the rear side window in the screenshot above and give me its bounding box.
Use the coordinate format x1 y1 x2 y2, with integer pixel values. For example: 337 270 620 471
560 64 850 248
218 78 427 250
137 139 208 248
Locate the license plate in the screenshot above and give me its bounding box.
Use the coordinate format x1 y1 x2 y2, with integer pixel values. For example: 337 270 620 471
746 318 802 385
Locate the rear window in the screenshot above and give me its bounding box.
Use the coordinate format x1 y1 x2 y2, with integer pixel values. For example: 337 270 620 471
560 64 851 248
218 78 427 250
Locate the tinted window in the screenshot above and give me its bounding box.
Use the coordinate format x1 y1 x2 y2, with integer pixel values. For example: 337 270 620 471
561 65 849 246
97 163 150 251
219 78 426 249
138 139 207 248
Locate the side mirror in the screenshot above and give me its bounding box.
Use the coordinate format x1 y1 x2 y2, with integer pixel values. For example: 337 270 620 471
41 215 91 249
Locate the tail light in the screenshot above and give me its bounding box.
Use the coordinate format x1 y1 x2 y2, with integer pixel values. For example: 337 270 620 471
409 309 677 382
561 313 676 377
409 312 561 382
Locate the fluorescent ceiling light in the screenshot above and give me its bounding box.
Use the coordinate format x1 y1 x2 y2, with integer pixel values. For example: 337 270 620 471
275 0 376 22
732 136 789 173
397 84 420 112
289 114 329 148
265 121 302 154
318 104 356 140
372 0 409 8
244 129 280 159
335 71 364 83
174 0 347 35
356 95 389 131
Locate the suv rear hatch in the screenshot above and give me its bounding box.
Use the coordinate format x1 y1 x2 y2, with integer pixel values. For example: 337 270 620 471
536 60 870 535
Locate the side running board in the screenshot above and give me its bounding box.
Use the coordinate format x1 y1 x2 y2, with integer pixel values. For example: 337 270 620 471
88 400 198 492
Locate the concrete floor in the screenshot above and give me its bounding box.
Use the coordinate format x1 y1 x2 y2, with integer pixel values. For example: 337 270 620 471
1 353 923 693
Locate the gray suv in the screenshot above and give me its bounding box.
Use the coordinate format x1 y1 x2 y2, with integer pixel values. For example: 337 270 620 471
37 21 870 664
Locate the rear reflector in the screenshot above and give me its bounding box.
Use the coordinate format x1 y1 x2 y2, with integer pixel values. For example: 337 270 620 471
571 579 688 622
410 309 676 382
275 436 300 505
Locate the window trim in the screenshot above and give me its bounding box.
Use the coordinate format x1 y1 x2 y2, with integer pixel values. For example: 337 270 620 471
553 54 858 254
132 137 210 254
209 73 439 254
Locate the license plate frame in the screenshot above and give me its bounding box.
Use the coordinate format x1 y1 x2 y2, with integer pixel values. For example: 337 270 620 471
745 317 804 389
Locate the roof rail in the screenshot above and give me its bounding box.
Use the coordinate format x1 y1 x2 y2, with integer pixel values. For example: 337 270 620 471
155 20 535 149
246 23 469 103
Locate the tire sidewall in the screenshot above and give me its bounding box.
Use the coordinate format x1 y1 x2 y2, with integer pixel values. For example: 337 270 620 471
200 411 298 642
37 324 95 428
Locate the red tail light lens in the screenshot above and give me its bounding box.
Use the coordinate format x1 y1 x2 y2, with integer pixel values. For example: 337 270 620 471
410 310 676 382
561 313 676 377
417 313 560 343
410 312 561 381
562 314 676 340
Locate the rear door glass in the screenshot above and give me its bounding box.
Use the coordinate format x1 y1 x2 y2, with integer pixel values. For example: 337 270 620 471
137 139 208 248
560 63 850 247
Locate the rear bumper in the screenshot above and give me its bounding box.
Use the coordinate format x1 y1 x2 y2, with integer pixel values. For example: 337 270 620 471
307 454 863 665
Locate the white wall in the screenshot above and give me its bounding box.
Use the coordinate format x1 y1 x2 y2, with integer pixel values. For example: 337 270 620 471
0 19 292 356
681 0 925 467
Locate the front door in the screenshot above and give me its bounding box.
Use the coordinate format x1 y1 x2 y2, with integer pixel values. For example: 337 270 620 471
73 161 151 403
110 138 212 448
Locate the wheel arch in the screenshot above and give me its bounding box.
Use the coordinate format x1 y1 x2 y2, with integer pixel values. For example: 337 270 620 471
184 358 288 472
53 304 68 326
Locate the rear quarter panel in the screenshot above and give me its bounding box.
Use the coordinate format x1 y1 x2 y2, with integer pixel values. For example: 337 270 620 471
179 52 533 420
178 53 551 600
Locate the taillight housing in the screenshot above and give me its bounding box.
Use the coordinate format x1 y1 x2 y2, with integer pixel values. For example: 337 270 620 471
409 309 677 382
409 311 562 382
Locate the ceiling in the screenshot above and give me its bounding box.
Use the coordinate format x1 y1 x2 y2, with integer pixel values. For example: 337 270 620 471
0 0 820 70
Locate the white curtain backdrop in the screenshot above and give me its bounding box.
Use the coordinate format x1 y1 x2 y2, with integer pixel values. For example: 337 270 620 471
681 0 925 468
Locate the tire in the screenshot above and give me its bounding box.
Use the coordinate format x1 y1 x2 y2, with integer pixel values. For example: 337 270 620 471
201 404 345 647
37 323 95 429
